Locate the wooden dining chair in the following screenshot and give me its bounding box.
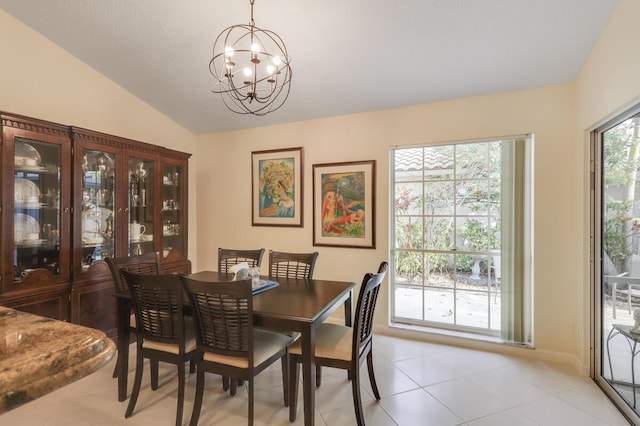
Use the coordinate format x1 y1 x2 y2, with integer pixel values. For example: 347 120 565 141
268 250 319 280
106 252 163 384
268 249 319 401
288 261 389 426
218 247 265 273
217 247 266 392
181 275 294 426
107 252 163 292
121 270 197 426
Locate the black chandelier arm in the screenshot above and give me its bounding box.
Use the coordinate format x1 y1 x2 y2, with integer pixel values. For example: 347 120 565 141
216 79 291 116
210 66 291 98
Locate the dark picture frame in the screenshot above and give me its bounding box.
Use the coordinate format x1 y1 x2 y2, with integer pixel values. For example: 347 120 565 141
252 147 303 227
313 160 375 248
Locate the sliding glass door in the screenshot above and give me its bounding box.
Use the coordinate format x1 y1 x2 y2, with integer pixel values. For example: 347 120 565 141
593 104 640 423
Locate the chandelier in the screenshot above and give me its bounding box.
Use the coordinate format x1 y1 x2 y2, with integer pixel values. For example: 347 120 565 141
209 0 292 116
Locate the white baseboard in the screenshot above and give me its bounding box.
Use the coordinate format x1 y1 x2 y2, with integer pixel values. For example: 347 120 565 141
373 323 586 375
321 317 588 375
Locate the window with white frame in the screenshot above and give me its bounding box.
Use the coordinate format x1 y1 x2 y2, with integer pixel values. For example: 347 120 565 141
390 136 533 344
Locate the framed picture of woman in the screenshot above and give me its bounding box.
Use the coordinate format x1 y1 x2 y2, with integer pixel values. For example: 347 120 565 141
252 147 303 227
313 160 375 248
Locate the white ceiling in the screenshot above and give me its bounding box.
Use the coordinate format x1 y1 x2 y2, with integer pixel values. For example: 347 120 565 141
0 0 618 135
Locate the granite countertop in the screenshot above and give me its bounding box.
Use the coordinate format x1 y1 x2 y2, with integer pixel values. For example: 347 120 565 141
0 306 115 413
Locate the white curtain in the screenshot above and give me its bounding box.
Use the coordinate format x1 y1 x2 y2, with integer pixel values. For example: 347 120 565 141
500 137 533 345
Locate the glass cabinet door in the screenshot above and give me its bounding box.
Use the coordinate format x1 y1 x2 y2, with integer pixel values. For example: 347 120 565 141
161 163 186 258
13 138 63 280
79 149 116 270
128 156 155 256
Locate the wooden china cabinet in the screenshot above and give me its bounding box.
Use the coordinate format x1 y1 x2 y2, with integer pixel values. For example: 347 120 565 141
0 114 72 321
0 113 190 338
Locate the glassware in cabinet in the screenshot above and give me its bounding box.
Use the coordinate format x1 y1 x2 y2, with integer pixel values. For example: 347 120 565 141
161 163 186 258
10 135 70 286
79 149 116 270
128 156 155 256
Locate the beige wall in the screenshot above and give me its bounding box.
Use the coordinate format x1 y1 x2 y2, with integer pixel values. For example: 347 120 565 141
196 0 640 371
0 10 199 260
575 0 640 368
3 0 639 371
196 85 578 363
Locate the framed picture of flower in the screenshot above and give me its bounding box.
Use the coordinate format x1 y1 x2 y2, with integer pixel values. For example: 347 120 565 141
252 147 303 227
313 160 375 248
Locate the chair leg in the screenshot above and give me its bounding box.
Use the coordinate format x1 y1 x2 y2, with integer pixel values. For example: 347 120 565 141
230 377 238 396
150 360 159 390
281 354 289 407
613 283 618 319
222 375 230 391
189 368 205 426
189 358 196 374
288 360 300 422
112 354 119 378
125 348 144 418
351 368 365 426
175 363 186 426
366 351 380 400
248 379 254 426
316 365 322 387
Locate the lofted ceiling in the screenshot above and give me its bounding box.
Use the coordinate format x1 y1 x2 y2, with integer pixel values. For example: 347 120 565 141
0 0 618 135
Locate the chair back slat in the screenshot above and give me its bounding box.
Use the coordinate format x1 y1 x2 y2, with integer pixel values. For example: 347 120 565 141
353 262 388 355
121 271 186 346
218 248 265 273
182 277 253 360
106 252 162 292
269 250 319 280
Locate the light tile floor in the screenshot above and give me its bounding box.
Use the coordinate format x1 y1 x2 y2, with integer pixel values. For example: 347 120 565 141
0 334 631 425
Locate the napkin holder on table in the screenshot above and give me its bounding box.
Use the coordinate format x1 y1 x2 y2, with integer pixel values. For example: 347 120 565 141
229 262 249 281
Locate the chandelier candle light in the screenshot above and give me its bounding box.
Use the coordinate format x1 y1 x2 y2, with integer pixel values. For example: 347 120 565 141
209 0 292 115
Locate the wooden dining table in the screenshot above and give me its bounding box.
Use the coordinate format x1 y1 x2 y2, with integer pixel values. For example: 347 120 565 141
114 271 355 426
